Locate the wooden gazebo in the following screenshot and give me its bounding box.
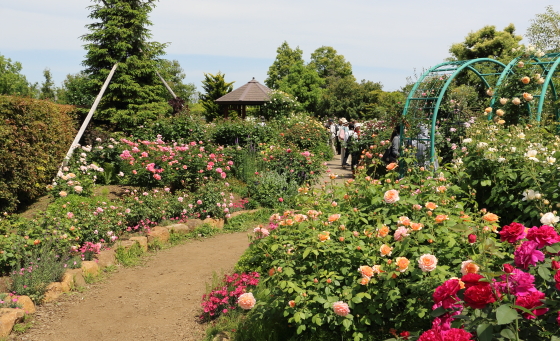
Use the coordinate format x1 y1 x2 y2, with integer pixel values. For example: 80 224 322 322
215 78 272 119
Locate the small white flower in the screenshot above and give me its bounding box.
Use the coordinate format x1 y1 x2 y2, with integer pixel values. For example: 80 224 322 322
497 157 506 163
522 189 538 201
546 156 556 165
463 138 472 143
517 133 525 139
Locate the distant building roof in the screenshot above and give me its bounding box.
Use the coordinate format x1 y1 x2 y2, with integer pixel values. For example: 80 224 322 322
215 78 272 105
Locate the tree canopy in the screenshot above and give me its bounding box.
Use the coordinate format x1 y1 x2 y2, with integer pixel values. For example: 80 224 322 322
81 0 170 130
526 5 560 53
265 41 304 90
308 46 353 82
0 54 36 97
278 61 324 115
449 24 522 63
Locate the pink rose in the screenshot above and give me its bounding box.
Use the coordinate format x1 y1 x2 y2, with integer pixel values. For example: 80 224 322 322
514 241 545 269
515 290 548 319
433 279 461 309
526 225 560 248
332 301 350 316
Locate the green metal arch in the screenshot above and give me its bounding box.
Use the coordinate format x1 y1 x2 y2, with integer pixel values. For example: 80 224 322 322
489 53 560 122
402 58 507 164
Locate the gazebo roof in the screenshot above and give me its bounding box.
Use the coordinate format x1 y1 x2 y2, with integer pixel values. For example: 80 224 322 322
215 78 272 105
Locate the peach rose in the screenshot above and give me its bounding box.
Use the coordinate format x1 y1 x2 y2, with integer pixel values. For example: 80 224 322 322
484 107 492 113
499 97 508 105
360 277 370 285
397 216 411 226
512 97 521 105
289 300 296 308
333 301 350 316
418 254 438 272
238 292 256 310
461 260 480 275
380 244 393 257
377 225 389 237
495 109 505 117
482 213 499 223
294 214 307 223
410 222 424 231
328 214 341 222
522 92 533 101
425 202 438 210
436 186 447 193
358 265 374 278
318 231 330 242
435 214 449 223
383 189 400 204
386 162 398 171
521 76 531 84
395 257 410 272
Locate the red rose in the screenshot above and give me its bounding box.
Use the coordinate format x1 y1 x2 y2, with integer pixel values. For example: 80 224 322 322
515 290 548 319
552 260 560 270
526 225 560 248
503 263 515 273
461 273 485 289
468 234 477 243
463 285 496 309
500 222 527 243
399 331 410 340
555 270 560 291
433 279 462 309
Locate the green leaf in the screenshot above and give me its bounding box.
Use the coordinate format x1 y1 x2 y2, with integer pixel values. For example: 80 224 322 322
546 242 560 254
496 305 519 325
342 319 352 330
431 306 448 317
271 244 279 252
500 328 517 339
303 248 311 259
551 336 560 341
538 266 551 281
448 223 469 232
511 305 536 317
296 324 306 334
476 324 493 341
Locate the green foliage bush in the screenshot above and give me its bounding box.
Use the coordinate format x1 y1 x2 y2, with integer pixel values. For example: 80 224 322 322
247 171 298 208
128 113 209 143
235 162 495 340
271 114 332 160
0 96 76 212
210 118 276 147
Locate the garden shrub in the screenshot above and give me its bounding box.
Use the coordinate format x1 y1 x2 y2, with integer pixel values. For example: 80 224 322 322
210 118 276 147
247 171 298 208
128 113 209 143
271 114 332 161
235 161 497 340
453 120 560 226
0 96 76 212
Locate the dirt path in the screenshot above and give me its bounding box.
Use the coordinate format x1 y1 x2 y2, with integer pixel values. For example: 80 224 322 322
317 153 354 186
12 231 251 341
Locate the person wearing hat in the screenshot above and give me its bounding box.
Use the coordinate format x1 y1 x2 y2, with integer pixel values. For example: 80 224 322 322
338 118 349 167
328 119 338 155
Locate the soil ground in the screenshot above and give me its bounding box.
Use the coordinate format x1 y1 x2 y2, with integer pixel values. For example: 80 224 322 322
9 156 351 341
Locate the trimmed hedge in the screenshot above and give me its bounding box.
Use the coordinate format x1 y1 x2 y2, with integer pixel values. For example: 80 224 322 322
0 96 76 212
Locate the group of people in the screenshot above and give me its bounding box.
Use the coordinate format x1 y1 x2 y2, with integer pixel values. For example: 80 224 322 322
326 118 438 173
327 118 361 171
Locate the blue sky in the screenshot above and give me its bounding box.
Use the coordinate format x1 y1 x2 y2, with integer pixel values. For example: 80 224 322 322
0 0 556 93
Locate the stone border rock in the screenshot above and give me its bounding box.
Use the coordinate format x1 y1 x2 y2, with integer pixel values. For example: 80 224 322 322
3 212 259 337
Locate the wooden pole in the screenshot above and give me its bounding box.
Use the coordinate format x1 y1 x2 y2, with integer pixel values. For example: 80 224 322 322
57 63 119 175
156 70 177 99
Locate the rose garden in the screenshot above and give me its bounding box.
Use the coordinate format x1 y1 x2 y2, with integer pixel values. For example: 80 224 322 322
3 2 560 341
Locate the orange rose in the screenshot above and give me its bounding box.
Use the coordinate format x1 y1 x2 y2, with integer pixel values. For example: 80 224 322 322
380 244 393 257
482 213 499 223
397 216 411 226
359 265 375 278
425 202 438 210
435 214 449 223
289 300 296 308
269 268 275 276
521 76 531 84
436 186 446 193
383 189 400 204
284 219 294 226
360 277 370 285
294 214 307 223
395 257 410 272
410 222 424 231
328 214 341 222
461 260 480 275
318 231 330 242
386 162 398 171
377 225 389 237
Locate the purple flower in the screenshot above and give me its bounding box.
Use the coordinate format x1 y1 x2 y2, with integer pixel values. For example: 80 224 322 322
514 241 545 269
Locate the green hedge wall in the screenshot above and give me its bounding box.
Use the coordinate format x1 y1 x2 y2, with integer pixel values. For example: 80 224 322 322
0 96 76 212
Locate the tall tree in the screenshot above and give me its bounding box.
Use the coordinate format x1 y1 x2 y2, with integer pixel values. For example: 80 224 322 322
265 41 304 90
0 54 35 97
278 61 324 115
449 24 522 62
309 46 353 84
320 78 383 119
57 72 96 108
526 5 560 53
39 68 56 100
199 72 234 122
81 0 170 130
157 59 198 104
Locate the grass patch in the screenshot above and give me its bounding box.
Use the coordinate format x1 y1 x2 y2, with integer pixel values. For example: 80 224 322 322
223 208 273 233
12 314 34 334
115 242 145 267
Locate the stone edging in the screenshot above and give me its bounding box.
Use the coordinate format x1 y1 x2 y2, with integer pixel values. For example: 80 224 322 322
2 211 258 337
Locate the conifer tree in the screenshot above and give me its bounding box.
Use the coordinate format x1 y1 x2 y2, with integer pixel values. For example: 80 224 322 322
199 72 234 122
81 0 170 130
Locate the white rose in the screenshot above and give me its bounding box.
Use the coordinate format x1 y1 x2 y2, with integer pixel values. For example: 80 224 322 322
541 212 559 226
463 138 472 143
